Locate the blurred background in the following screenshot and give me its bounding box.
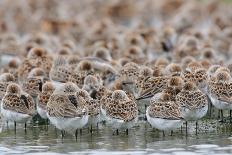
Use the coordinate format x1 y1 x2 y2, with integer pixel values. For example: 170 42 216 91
0 0 231 35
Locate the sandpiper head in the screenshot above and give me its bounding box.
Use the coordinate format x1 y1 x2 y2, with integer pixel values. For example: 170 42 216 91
181 56 195 69
6 83 21 94
42 82 55 92
163 26 176 37
185 36 199 49
187 61 202 71
64 82 79 93
164 63 182 76
112 90 127 100
93 47 112 61
76 89 89 99
29 33 47 45
8 59 18 68
28 67 45 78
0 73 15 82
125 46 144 58
119 62 139 81
183 82 197 91
118 57 131 66
122 62 138 69
227 63 232 74
113 79 126 91
68 55 80 65
155 57 169 67
159 92 170 102
58 47 72 55
207 65 221 76
84 75 98 85
77 60 92 71
83 75 100 91
62 40 75 50
202 47 215 60
153 66 163 77
24 42 37 55
127 34 145 47
27 47 46 59
215 70 230 82
139 66 153 77
168 76 183 88
200 59 211 70
55 82 78 94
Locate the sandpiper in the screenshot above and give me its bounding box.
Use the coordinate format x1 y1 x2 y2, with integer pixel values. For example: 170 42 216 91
147 92 184 135
208 70 232 122
82 75 102 98
1 83 35 133
46 82 88 139
22 67 47 97
76 89 101 132
176 82 208 134
105 90 138 135
37 82 55 120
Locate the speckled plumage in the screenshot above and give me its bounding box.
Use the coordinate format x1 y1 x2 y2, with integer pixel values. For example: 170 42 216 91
176 82 208 120
105 90 138 131
1 83 35 123
147 93 183 131
46 82 88 133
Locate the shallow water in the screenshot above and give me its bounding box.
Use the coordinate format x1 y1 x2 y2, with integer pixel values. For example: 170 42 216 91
1 120 232 155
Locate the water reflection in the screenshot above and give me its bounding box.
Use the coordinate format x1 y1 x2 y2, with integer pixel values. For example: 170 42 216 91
0 120 232 154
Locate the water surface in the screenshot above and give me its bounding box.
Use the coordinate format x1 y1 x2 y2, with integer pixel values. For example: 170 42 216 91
1 120 232 155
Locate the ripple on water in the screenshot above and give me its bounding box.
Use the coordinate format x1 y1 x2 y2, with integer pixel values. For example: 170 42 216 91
15 145 49 151
159 148 186 152
24 153 66 155
69 151 147 155
0 146 11 153
172 152 199 155
189 144 219 149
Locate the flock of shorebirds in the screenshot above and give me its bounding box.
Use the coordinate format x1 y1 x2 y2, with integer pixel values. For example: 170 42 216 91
0 0 232 140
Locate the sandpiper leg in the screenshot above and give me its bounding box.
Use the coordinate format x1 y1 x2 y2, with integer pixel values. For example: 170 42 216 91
61 130 65 143
14 121 16 134
171 130 173 136
195 121 198 135
80 129 82 135
75 129 78 142
144 104 147 120
61 130 65 140
24 123 27 134
97 123 99 132
218 109 220 119
209 104 212 118
230 110 232 123
162 131 165 137
6 121 9 129
116 129 119 135
185 121 188 136
220 110 224 122
207 95 212 118
46 119 49 131
54 127 57 137
126 129 129 135
90 125 93 133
